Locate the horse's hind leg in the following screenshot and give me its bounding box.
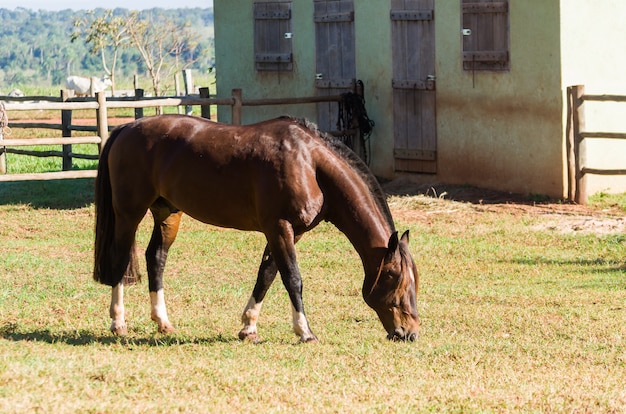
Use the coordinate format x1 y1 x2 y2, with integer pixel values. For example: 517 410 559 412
110 283 127 335
146 200 183 333
109 215 144 335
239 244 279 342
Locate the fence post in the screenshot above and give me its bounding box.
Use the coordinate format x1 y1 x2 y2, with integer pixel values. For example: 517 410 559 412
183 69 194 115
134 89 144 120
0 129 4 175
232 88 242 126
61 90 72 171
96 92 109 154
566 87 575 201
0 102 5 174
571 85 587 204
175 74 182 114
199 87 211 120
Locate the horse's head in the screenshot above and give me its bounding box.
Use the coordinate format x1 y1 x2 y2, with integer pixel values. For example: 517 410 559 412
364 230 420 341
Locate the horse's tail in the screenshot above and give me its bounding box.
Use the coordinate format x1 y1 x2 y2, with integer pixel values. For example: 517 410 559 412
93 126 140 286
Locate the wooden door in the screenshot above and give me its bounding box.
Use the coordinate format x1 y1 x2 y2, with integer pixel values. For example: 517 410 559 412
391 0 437 173
254 1 293 72
314 0 355 132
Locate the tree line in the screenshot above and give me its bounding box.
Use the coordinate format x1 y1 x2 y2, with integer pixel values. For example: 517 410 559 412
0 7 214 94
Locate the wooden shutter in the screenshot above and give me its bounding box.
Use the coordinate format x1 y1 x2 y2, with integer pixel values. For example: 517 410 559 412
391 0 437 173
314 0 356 132
462 0 509 70
254 1 293 71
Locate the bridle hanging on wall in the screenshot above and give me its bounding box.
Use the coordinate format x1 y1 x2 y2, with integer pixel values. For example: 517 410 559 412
337 80 375 165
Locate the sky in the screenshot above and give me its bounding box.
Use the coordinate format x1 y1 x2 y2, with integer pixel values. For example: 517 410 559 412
0 0 212 11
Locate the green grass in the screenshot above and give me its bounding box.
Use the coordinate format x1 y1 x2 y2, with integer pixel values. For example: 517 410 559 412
589 191 626 213
2 144 99 175
0 182 625 412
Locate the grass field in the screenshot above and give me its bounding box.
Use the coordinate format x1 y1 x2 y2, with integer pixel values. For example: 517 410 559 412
0 177 624 412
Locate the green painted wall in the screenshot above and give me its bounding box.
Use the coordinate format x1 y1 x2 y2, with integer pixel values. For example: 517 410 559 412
353 1 394 177
215 0 317 124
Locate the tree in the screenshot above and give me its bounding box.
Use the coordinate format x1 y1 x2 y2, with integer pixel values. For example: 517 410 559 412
124 11 200 96
71 9 131 94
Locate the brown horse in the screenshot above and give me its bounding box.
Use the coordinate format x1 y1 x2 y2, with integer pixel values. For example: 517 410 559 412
93 114 419 342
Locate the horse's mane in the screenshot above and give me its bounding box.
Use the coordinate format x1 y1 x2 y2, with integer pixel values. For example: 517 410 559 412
285 116 396 232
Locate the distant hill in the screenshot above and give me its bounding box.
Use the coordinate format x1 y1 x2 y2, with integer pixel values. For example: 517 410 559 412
0 7 214 91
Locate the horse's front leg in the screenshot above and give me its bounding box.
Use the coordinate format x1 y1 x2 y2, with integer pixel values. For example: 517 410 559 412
110 283 127 335
269 225 318 343
239 244 279 342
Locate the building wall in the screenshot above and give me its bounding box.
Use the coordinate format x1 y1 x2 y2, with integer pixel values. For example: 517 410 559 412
560 0 626 195
215 0 397 177
435 0 564 197
215 1 625 198
353 1 394 178
214 0 317 124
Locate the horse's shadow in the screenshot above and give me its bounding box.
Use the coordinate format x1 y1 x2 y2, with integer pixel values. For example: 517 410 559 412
0 326 239 347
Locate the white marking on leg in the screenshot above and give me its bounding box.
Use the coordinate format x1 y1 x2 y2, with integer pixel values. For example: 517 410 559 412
291 306 317 342
109 283 127 334
150 289 174 333
239 295 263 339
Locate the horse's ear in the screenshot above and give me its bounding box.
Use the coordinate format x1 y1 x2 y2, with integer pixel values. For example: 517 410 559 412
387 231 399 253
400 230 410 245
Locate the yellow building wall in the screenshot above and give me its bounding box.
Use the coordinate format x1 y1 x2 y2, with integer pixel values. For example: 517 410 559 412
435 0 565 197
560 0 626 196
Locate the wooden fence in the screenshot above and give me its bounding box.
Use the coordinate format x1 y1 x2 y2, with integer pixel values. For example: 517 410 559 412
566 85 626 204
0 88 345 182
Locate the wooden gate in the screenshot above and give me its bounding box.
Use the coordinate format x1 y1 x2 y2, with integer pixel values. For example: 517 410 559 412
391 0 437 173
314 0 356 132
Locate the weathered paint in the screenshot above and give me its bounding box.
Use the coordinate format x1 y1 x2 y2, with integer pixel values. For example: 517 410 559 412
214 0 626 198
215 1 317 124
436 0 564 197
353 1 394 178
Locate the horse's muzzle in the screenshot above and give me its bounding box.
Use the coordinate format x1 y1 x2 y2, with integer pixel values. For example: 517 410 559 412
388 329 418 342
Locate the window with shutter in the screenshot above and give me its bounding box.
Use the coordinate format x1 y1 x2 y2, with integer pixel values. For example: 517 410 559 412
254 1 293 72
461 0 509 71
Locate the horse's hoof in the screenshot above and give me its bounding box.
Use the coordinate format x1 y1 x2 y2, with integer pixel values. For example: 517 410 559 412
111 325 128 336
300 335 319 344
158 323 175 334
238 330 261 344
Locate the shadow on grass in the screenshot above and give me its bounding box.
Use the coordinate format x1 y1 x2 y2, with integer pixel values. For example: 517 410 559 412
0 325 239 347
508 257 626 274
0 178 94 209
381 180 549 205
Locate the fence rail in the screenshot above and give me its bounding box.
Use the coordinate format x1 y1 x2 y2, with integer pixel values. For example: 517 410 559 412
0 88 346 182
566 85 626 204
